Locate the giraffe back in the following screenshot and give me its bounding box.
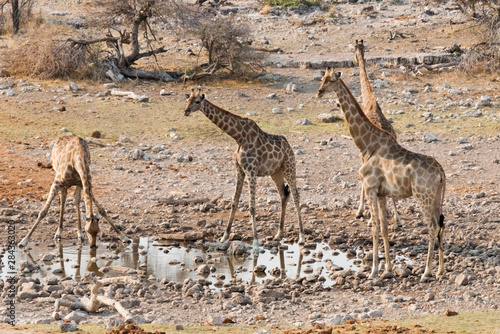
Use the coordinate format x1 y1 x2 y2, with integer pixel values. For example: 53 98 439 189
51 135 92 188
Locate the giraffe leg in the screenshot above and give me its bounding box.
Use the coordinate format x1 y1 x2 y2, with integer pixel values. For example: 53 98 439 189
356 184 366 219
378 196 392 276
437 213 445 278
220 164 245 243
92 195 131 244
18 182 61 248
74 187 84 243
420 210 436 282
365 189 380 279
391 199 402 227
54 188 67 241
271 169 289 242
283 171 305 245
247 172 260 250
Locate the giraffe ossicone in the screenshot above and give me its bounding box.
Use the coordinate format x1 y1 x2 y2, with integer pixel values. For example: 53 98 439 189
18 134 131 249
184 87 305 248
317 67 446 282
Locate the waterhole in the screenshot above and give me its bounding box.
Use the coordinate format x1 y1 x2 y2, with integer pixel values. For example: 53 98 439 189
1 238 412 286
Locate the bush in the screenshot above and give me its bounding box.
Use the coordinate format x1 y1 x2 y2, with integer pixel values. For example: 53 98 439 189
4 27 102 80
196 17 263 76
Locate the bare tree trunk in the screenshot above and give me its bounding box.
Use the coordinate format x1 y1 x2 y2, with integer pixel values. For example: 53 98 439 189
11 0 19 34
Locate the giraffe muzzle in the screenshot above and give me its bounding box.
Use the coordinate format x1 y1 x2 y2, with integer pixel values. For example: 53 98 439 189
316 90 324 98
184 110 191 116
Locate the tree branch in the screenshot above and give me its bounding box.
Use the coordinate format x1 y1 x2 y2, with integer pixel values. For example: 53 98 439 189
127 46 167 64
67 37 120 47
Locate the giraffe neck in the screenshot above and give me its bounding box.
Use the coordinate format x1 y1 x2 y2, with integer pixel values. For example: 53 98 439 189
336 79 392 157
201 100 249 145
357 54 375 112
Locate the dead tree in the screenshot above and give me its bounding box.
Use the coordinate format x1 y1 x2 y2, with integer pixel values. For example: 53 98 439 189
67 0 186 82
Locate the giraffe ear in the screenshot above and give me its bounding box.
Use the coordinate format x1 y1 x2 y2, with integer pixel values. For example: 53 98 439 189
185 93 190 99
355 39 358 45
201 94 205 100
320 70 325 76
360 39 364 45
335 72 342 79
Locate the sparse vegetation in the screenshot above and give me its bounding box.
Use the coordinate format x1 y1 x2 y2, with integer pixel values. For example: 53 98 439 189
195 16 263 76
260 0 322 8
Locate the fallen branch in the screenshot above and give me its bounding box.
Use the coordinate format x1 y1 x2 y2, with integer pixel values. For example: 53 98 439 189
119 67 176 82
110 89 149 102
254 47 283 53
388 31 415 41
53 277 139 323
414 62 459 72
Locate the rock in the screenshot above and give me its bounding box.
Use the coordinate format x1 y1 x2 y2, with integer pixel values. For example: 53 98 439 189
267 93 277 99
230 241 252 256
368 309 382 318
313 72 324 81
64 310 88 324
175 324 184 330
272 108 283 114
254 265 267 273
455 273 469 286
285 82 297 92
232 294 252 305
41 253 55 261
317 113 341 123
209 316 223 325
91 131 101 138
129 148 144 160
196 264 210 276
59 320 77 332
297 118 312 125
476 96 492 108
254 330 271 334
324 313 353 326
17 291 38 300
424 292 434 302
423 132 438 143
192 256 204 264
44 275 59 285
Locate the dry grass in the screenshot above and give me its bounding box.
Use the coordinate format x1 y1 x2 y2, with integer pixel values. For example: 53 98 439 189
3 26 100 80
260 5 272 15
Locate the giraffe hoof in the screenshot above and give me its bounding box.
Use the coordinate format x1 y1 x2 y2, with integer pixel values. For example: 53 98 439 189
355 213 364 219
18 238 28 248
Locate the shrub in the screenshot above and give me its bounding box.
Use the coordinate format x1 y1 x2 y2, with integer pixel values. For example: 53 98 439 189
196 16 263 76
4 27 102 80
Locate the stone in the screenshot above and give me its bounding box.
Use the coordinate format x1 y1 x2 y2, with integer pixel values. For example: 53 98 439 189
324 313 353 326
59 320 77 332
90 130 101 138
175 324 184 330
254 330 271 334
368 309 382 318
423 132 438 143
272 108 283 114
196 264 210 276
129 148 144 160
267 93 277 99
455 273 469 286
297 118 312 125
41 253 55 261
209 316 223 325
317 113 341 123
64 310 88 324
254 265 267 273
44 275 59 285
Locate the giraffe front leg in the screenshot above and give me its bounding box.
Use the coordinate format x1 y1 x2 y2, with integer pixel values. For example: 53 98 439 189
284 165 305 245
356 184 366 219
248 173 260 250
74 187 84 243
271 170 289 242
19 182 60 248
378 196 393 278
221 164 245 243
366 190 380 280
93 196 131 244
54 188 67 241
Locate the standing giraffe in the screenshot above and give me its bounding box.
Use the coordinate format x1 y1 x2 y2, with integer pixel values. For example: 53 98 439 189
184 87 305 248
317 68 446 281
353 39 401 225
18 134 131 249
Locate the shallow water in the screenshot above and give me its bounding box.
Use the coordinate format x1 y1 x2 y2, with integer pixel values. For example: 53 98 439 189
1 238 411 286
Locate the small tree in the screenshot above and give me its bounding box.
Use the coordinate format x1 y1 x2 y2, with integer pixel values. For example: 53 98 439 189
196 16 262 75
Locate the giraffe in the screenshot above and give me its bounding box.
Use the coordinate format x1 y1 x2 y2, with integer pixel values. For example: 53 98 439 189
184 87 305 248
18 134 131 249
353 39 401 226
317 67 446 281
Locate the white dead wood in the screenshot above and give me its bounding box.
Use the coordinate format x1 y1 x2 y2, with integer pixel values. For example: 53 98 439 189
110 89 149 102
53 276 139 323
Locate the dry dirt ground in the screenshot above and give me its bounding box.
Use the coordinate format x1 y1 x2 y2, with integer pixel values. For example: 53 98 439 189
1 0 500 331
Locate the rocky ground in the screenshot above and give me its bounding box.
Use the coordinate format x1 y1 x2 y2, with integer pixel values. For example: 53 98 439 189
0 0 500 332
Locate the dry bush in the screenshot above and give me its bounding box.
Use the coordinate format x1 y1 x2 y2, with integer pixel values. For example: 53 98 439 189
259 0 322 7
4 27 102 80
260 5 272 14
196 16 263 76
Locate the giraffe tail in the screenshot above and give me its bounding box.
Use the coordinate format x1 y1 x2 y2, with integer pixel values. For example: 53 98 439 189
437 168 446 245
284 184 290 199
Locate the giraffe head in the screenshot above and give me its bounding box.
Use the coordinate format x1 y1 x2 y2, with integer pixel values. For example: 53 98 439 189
316 67 342 98
85 214 100 248
353 39 365 65
184 87 205 116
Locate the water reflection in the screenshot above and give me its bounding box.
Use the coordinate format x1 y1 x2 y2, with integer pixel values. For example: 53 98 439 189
1 238 412 287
